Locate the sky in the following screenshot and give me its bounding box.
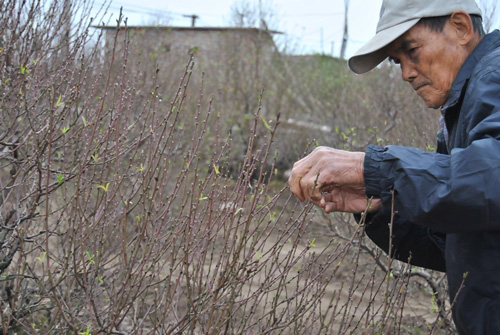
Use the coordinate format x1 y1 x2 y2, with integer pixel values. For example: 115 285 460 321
91 0 383 58
90 0 499 58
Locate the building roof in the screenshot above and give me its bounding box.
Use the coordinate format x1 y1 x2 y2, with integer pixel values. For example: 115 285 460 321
92 26 282 35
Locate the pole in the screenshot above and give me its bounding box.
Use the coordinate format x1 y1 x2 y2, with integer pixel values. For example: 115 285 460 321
340 0 349 59
183 14 199 27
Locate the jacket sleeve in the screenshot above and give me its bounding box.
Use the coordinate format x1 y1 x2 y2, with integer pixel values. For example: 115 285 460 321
364 68 500 234
355 207 446 272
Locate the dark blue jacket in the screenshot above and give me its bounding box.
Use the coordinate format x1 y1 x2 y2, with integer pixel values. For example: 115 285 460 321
362 30 500 334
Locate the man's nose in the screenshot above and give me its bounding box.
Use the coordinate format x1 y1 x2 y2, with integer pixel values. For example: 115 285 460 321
401 62 418 82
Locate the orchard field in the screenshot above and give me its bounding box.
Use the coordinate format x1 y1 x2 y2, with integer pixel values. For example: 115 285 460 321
0 1 463 333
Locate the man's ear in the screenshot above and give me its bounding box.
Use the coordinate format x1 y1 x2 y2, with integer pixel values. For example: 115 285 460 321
448 11 475 46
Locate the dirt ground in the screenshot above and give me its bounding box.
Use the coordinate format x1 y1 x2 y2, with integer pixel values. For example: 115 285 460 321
247 199 457 335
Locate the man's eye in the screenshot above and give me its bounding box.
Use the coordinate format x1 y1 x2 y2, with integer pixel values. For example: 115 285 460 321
408 47 418 54
389 57 400 64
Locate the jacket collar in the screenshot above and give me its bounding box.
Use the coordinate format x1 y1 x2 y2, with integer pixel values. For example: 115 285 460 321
443 30 500 110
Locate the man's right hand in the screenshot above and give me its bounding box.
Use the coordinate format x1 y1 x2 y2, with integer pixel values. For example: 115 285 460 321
288 146 381 213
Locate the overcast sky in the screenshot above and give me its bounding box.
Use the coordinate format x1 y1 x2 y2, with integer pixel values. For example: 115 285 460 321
91 0 499 58
91 0 382 58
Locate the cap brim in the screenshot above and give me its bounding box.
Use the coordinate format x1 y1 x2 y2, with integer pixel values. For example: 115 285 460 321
348 18 420 74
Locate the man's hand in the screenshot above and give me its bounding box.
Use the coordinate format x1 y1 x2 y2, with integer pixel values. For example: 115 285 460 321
288 146 381 213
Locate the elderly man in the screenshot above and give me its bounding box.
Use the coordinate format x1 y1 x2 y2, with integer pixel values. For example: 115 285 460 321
288 0 500 333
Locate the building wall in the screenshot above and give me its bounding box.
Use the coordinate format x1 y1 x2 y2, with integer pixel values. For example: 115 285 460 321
102 27 277 75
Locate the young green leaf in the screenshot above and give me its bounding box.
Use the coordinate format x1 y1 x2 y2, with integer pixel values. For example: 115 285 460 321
262 117 272 131
86 251 95 265
36 252 46 263
255 250 263 260
56 94 63 107
97 182 110 192
78 325 92 335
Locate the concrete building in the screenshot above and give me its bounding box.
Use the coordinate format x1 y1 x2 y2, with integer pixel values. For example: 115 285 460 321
94 26 280 75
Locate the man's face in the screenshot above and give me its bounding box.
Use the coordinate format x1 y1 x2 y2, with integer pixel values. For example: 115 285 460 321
386 22 469 109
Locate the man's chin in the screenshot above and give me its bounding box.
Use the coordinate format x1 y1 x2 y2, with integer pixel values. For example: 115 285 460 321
418 93 445 109
424 101 443 109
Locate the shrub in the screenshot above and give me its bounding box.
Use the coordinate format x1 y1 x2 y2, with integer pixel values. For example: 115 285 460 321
0 1 454 334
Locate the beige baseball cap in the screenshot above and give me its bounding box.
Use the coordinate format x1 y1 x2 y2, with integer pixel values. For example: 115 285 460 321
348 0 482 74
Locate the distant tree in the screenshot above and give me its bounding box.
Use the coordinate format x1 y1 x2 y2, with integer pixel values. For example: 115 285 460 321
139 12 171 26
478 0 499 33
229 0 279 31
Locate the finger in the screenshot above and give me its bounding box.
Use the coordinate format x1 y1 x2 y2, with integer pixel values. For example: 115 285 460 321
367 198 382 212
319 190 334 203
303 168 327 201
288 160 313 202
288 166 303 202
300 175 318 202
324 202 337 213
288 149 327 202
318 197 337 213
319 197 326 208
310 182 323 202
308 179 326 205
289 169 311 202
289 176 305 202
309 197 323 208
320 189 341 213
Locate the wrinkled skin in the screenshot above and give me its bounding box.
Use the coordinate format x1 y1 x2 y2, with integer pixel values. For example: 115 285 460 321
288 11 481 214
288 146 381 213
386 11 481 108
